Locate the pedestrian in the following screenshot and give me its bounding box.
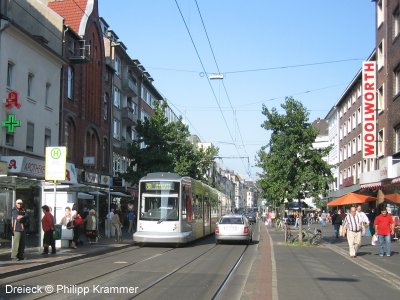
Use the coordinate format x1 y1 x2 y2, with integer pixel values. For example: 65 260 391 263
127 208 136 233
85 209 97 243
320 211 327 227
368 208 377 236
11 199 28 261
342 206 364 258
331 209 344 239
356 205 370 235
374 206 395 257
112 209 123 242
41 205 56 255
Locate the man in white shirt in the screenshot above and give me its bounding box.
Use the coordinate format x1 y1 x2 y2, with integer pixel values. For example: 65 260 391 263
356 205 370 227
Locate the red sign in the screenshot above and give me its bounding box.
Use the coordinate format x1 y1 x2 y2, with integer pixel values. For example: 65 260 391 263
4 90 21 109
362 61 376 159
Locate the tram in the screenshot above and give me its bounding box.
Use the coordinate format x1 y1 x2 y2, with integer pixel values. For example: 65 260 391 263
133 172 230 245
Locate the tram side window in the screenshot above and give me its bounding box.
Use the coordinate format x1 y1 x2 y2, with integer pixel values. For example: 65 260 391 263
193 195 202 220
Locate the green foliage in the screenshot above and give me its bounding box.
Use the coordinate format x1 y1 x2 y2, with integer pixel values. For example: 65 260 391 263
256 97 333 208
122 100 218 185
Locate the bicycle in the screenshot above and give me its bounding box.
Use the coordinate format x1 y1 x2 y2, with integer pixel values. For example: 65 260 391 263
275 219 285 231
290 227 322 245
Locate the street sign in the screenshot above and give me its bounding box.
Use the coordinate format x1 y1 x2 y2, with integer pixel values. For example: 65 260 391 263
45 147 67 181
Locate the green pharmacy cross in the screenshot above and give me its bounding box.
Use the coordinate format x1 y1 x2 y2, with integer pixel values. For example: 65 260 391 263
2 114 21 133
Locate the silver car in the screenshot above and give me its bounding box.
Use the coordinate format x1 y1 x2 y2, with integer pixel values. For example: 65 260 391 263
215 214 253 244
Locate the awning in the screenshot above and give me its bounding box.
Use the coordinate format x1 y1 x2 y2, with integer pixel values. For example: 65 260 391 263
111 191 131 197
78 192 94 200
360 182 382 189
89 191 106 196
391 177 400 184
327 192 377 206
383 193 400 204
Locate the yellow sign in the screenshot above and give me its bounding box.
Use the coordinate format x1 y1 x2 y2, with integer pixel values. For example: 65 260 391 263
45 147 67 181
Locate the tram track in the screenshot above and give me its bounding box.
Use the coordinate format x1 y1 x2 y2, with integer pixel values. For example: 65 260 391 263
130 243 249 300
1 246 177 299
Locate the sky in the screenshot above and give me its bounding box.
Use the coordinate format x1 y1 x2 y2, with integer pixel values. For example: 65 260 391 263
98 0 376 181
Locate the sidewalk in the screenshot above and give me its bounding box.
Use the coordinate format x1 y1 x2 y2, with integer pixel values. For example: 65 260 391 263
0 231 134 279
266 222 400 296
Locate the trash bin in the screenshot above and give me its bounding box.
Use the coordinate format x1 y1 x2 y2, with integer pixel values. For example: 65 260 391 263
53 224 62 240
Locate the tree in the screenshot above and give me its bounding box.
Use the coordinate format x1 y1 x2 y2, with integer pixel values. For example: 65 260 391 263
122 100 218 185
257 97 333 241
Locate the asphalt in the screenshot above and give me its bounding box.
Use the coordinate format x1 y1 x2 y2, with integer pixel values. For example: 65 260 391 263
1 222 399 298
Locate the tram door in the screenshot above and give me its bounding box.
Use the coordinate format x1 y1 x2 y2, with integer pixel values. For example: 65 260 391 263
203 196 210 235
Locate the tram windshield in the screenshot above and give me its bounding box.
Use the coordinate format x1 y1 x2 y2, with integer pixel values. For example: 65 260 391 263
139 180 180 222
139 193 179 221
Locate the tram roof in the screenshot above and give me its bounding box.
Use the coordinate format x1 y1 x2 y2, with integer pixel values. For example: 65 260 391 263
141 172 183 180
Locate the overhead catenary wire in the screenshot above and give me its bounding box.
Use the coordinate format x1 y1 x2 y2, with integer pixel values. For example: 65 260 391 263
174 0 251 178
194 0 252 178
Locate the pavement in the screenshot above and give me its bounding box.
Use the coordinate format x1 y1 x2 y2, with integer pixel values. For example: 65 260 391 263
1 221 399 297
0 231 134 279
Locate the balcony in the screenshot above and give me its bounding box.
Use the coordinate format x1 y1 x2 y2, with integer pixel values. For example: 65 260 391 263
121 107 137 125
69 40 90 64
122 76 138 96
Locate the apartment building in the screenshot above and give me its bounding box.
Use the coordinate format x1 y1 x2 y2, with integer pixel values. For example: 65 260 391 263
0 0 64 248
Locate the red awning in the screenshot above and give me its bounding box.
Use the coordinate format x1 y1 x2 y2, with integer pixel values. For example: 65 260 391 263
327 193 377 207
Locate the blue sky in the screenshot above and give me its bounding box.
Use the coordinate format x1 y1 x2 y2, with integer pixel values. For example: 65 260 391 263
98 0 375 180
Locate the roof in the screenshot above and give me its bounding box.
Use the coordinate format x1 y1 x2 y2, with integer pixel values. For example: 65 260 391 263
48 0 95 35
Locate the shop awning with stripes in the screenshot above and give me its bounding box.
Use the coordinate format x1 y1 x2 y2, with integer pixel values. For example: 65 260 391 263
360 182 382 189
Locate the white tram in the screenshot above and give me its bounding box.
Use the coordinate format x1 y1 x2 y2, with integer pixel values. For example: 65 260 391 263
133 172 230 245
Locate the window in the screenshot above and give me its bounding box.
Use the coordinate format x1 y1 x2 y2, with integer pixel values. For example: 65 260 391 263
141 111 149 121
396 127 400 153
113 87 121 108
348 142 351 157
352 113 356 129
7 62 14 87
26 122 35 152
6 132 14 146
393 6 400 40
113 118 120 140
103 93 109 120
27 73 34 98
357 162 362 179
357 107 362 124
357 134 362 152
394 66 400 97
102 138 108 168
377 85 384 112
378 129 384 156
347 118 351 133
44 128 51 153
115 56 121 76
377 0 384 27
45 83 51 106
67 66 74 100
363 159 368 172
377 40 384 70
352 138 356 155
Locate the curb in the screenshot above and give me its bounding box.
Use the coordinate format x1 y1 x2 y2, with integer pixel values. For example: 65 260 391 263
0 243 134 280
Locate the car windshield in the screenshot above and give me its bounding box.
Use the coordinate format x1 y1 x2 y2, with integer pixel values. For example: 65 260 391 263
219 217 243 224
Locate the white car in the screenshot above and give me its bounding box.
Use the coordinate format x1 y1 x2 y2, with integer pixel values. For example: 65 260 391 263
215 214 253 244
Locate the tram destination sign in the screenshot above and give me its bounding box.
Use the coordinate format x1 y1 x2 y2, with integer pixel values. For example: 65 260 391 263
145 182 175 191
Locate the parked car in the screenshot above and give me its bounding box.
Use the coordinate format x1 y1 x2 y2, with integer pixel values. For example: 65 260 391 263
215 214 253 244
